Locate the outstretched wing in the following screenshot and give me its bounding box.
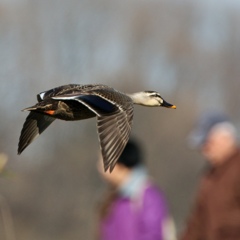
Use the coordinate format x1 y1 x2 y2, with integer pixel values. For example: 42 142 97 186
97 107 134 172
18 112 55 154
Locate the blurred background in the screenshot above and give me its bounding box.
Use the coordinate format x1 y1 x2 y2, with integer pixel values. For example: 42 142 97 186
0 0 240 239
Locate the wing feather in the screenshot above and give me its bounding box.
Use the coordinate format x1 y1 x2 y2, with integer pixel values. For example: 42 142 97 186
18 112 55 154
52 94 118 116
97 107 134 172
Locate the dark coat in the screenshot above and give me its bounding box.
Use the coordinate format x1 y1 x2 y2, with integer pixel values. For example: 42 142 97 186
180 149 240 240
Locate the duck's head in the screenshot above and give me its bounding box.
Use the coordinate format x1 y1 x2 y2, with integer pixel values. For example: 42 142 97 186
129 91 176 108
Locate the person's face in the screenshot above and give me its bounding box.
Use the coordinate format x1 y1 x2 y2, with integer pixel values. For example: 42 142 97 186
201 127 236 166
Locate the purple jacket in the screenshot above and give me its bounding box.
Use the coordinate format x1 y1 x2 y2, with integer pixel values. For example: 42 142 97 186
100 167 171 240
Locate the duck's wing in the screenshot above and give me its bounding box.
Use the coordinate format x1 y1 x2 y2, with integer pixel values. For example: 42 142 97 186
18 112 55 154
52 91 134 172
52 92 119 116
97 107 134 172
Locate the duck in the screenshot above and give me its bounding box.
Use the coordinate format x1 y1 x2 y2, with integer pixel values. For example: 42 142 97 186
18 84 176 172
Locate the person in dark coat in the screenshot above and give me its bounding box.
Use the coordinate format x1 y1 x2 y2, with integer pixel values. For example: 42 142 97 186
180 112 240 240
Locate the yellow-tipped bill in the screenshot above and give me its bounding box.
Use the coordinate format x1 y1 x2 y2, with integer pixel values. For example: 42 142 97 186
162 100 177 109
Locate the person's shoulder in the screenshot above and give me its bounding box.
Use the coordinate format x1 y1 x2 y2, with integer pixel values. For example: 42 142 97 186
143 182 167 203
141 182 169 215
225 148 240 170
228 148 240 172
234 149 240 162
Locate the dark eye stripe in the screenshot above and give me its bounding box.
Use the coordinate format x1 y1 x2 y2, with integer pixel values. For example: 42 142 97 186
151 93 161 98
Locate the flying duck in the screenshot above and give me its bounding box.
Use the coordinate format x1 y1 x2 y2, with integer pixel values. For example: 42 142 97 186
18 84 176 172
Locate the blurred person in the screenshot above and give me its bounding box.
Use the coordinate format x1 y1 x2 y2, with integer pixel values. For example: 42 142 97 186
180 112 240 240
0 153 9 177
96 139 176 240
0 153 16 240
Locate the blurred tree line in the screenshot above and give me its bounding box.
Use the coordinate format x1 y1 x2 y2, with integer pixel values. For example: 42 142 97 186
0 0 240 239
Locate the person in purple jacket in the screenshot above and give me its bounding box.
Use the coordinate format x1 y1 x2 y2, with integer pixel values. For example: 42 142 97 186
97 139 176 240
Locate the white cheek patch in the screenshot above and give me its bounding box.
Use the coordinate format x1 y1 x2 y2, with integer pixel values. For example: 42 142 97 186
147 98 160 106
